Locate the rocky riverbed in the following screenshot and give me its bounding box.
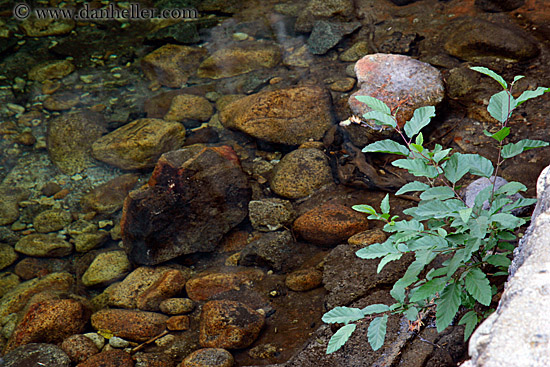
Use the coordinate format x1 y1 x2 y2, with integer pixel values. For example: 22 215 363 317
0 0 549 366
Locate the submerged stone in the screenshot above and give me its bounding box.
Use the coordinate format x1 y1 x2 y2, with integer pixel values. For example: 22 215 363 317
307 20 360 55
121 145 251 265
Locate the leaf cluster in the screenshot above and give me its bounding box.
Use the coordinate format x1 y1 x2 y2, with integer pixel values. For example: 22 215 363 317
324 68 549 353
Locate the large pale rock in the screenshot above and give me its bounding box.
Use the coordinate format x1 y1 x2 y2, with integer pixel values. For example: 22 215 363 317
141 44 207 87
91 118 186 170
121 145 251 265
219 86 334 145
81 251 131 287
197 42 281 79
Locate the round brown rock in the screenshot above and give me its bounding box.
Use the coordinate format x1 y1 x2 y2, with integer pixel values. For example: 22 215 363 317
293 203 369 246
76 349 134 367
199 300 264 349
179 348 234 367
91 309 168 342
61 334 100 363
270 148 333 199
285 268 323 291
91 118 186 170
136 269 187 311
348 228 387 247
185 269 264 301
28 60 75 82
164 94 214 122
219 86 334 145
82 251 131 287
15 234 73 257
0 243 18 271
33 209 72 233
159 298 195 315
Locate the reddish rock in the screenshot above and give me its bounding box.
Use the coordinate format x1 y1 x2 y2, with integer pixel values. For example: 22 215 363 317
121 145 251 265
61 334 100 363
199 300 264 349
77 349 134 367
347 228 387 246
80 174 139 214
293 203 369 246
91 309 168 342
179 348 234 367
185 268 264 301
166 315 190 331
134 352 177 367
136 269 187 311
285 268 323 292
14 257 69 280
6 298 90 352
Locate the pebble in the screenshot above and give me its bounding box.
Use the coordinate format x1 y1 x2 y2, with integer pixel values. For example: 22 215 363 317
248 198 296 232
109 336 130 348
33 209 72 233
61 334 101 363
166 315 190 331
164 94 214 123
136 269 187 311
179 348 234 367
15 234 73 257
75 349 134 367
28 60 75 82
159 298 195 315
329 77 356 92
0 243 18 271
285 268 323 291
81 251 131 287
348 228 387 247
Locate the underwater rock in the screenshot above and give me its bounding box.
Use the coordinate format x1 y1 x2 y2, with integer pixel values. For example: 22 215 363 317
33 209 72 233
0 243 18 271
15 234 73 258
141 44 208 88
0 186 29 226
199 300 265 349
295 0 354 33
135 269 187 311
91 118 186 170
91 308 168 342
238 230 296 271
270 148 333 199
307 20 360 55
5 299 90 352
121 145 251 265
60 334 100 364
293 203 369 246
197 41 282 79
220 86 334 145
80 174 139 215
164 94 214 125
19 18 75 37
81 251 131 287
28 60 75 82
180 348 234 367
248 198 296 232
444 18 539 62
146 21 200 44
185 268 264 301
339 40 370 62
2 343 71 367
76 349 134 367
475 0 525 12
47 111 106 175
285 268 323 291
159 298 195 315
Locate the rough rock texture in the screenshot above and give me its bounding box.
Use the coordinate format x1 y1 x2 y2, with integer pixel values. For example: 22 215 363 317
80 174 139 215
121 145 251 265
185 268 264 301
91 118 186 170
76 349 134 367
2 343 71 367
462 165 550 367
15 234 73 257
219 86 334 145
81 251 131 287
295 0 355 33
238 230 297 271
91 308 168 342
248 198 296 232
179 348 234 367
199 300 265 349
307 20 361 55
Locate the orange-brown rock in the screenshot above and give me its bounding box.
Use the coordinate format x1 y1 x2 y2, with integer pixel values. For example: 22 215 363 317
91 309 168 342
185 268 264 301
199 300 264 349
166 315 190 331
136 269 187 311
179 348 234 367
285 268 323 291
293 203 369 246
76 349 134 367
61 334 101 363
80 174 139 214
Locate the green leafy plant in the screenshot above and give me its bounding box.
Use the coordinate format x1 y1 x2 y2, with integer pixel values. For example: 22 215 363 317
323 67 550 354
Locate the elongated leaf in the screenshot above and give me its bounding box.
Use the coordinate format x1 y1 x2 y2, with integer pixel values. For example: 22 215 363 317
458 310 479 341
501 139 549 159
327 324 356 354
443 153 470 184
352 204 377 215
464 268 492 306
489 127 510 142
378 253 403 273
470 66 508 89
490 213 525 230
322 307 365 324
410 277 446 302
396 181 430 195
362 304 390 315
393 159 439 178
488 90 513 123
381 193 391 214
368 315 388 351
433 148 452 163
404 307 419 321
420 187 456 201
387 219 424 233
464 154 494 178
496 181 527 195
416 132 424 146
512 75 525 85
486 254 511 268
362 139 409 155
404 106 436 138
515 87 549 107
391 281 406 303
363 110 397 128
446 249 465 278
356 241 399 259
436 282 461 332
408 235 447 251
355 95 391 114
458 208 473 223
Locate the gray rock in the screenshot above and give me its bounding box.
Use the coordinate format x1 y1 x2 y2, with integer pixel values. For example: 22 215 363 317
2 343 70 367
461 176 526 215
239 230 296 271
307 20 360 55
249 198 296 232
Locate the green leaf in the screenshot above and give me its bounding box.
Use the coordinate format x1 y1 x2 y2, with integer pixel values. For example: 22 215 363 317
420 187 456 201
367 315 388 351
501 139 549 159
378 253 403 273
410 143 424 153
464 268 492 306
490 213 525 230
463 154 494 178
404 106 436 138
356 241 398 259
410 277 446 302
352 204 377 215
512 75 525 85
443 153 470 183
355 95 391 114
363 110 397 128
327 324 356 354
489 127 510 142
415 132 424 146
362 139 409 156
470 215 489 239
488 90 513 123
393 159 439 178
497 231 516 241
408 235 447 251
433 148 452 163
470 66 508 89
362 304 390 315
322 307 365 324
515 87 549 107
396 181 430 195
458 208 473 223
459 311 479 341
436 282 461 332
391 282 406 303
496 182 527 195
486 254 511 268
381 194 390 214
404 307 419 321
446 249 465 278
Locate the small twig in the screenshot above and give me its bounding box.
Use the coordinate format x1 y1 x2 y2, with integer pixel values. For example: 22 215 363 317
131 330 169 354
